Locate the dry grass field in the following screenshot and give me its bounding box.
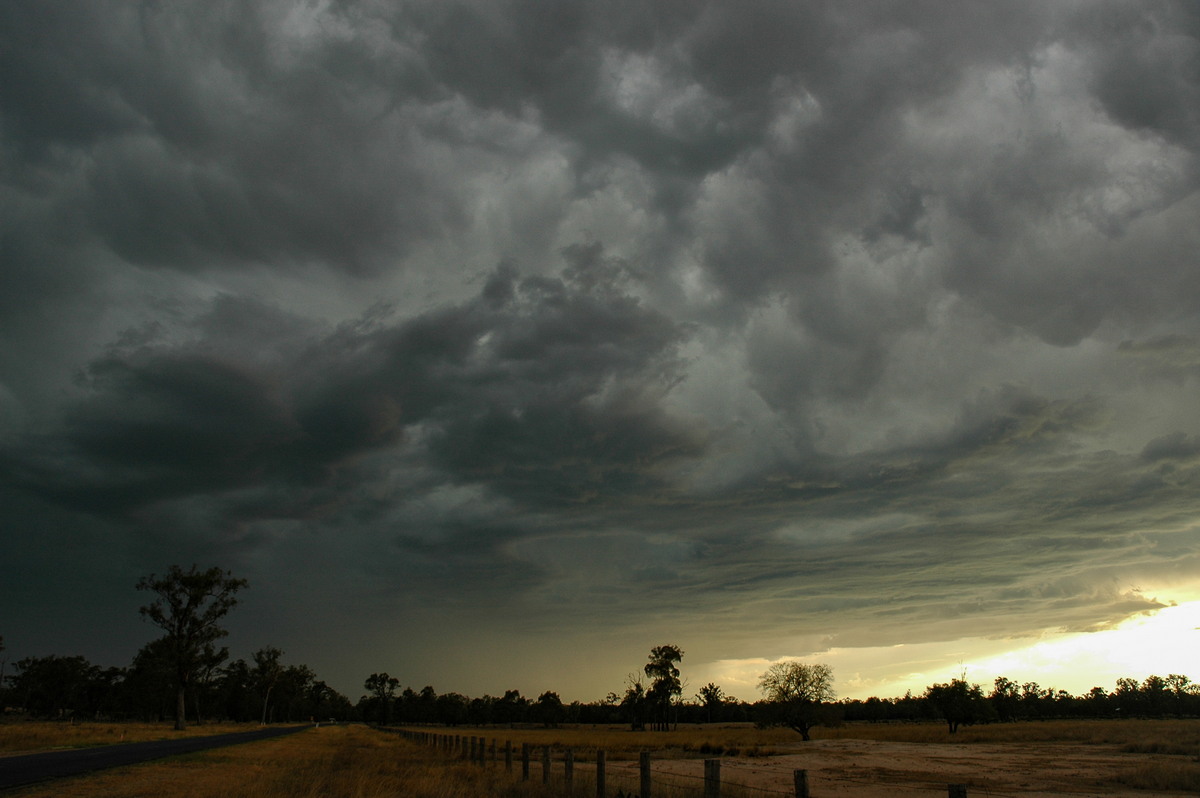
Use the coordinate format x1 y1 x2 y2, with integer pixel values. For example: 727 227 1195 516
2 719 1198 797
403 722 799 760
396 716 1200 756
5 724 582 798
399 719 1200 796
0 721 258 755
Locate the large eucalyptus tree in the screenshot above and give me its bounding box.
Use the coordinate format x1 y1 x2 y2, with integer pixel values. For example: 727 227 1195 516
137 565 247 730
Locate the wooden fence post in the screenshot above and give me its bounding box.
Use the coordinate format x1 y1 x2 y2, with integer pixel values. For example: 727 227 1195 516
596 749 606 798
522 742 531 781
505 740 513 772
640 751 652 798
948 786 968 798
564 748 574 790
704 758 720 798
542 745 551 784
794 769 809 798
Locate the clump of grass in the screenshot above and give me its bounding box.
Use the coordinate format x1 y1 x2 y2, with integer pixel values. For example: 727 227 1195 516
1115 760 1200 793
742 745 777 757
1123 740 1200 756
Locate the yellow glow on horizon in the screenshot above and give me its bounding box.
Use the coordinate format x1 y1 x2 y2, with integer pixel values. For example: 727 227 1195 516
692 598 1200 701
959 599 1200 693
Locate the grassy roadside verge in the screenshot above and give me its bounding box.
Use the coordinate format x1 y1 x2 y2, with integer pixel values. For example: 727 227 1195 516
0 722 258 755
5 724 581 798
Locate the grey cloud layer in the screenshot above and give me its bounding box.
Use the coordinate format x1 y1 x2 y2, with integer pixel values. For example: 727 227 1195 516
3 0 1199 695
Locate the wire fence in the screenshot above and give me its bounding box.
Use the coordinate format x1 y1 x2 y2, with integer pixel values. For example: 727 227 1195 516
381 728 993 798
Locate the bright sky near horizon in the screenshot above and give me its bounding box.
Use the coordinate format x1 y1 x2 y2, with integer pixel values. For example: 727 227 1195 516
3 1 1200 704
698 597 1200 702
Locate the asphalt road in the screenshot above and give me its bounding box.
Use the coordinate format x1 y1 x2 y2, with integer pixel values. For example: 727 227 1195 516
0 725 312 791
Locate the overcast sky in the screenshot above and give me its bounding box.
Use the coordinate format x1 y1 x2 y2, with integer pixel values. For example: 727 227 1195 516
3 0 1199 703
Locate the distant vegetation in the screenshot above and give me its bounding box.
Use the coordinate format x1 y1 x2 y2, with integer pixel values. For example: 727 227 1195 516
2 567 1198 730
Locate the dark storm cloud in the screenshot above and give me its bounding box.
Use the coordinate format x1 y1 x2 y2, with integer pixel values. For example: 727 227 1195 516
4 0 1200 697
1080 1 1200 148
537 385 1188 650
1 0 451 288
2 253 699 525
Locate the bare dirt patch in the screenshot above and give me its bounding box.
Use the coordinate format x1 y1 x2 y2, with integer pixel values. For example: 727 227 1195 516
608 738 1198 798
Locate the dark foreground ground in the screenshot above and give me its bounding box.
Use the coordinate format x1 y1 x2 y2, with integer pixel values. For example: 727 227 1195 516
0 725 310 791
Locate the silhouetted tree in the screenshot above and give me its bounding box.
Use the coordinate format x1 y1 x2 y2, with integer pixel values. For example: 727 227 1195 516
644 644 683 731
621 676 648 731
364 672 399 724
137 565 247 730
494 689 528 726
1114 676 1141 715
697 682 725 723
1165 674 1196 716
924 678 992 733
268 664 314 721
185 641 229 724
436 691 469 725
757 661 835 741
253 647 284 724
989 676 1020 722
417 685 438 723
216 658 257 721
305 679 351 722
1020 681 1049 719
9 654 107 718
468 695 496 726
535 690 564 727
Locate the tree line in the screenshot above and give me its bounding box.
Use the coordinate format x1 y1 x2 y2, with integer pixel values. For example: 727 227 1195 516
3 566 1198 733
339 662 1200 735
2 567 353 726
